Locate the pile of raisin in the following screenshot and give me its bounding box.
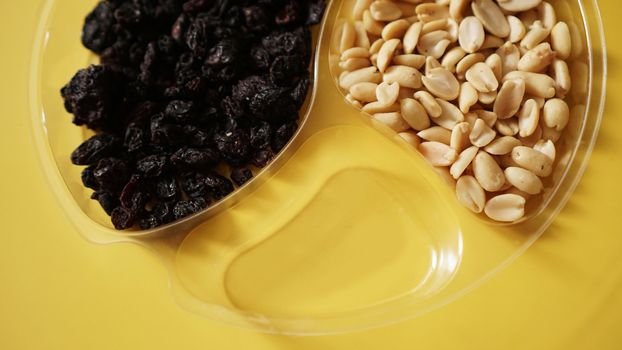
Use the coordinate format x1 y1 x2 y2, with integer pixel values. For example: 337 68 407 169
61 0 325 230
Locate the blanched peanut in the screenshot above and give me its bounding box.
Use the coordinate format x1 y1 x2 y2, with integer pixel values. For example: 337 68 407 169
478 90 497 105
543 98 569 131
416 3 450 22
518 99 540 137
494 79 525 119
339 22 356 53
551 21 571 60
376 81 400 107
456 175 486 213
370 1 403 21
496 117 519 136
341 47 370 61
434 99 465 130
403 21 424 54
394 54 426 69
442 47 467 73
451 146 479 179
471 0 510 38
469 118 496 147
456 53 485 79
496 42 520 76
415 91 442 118
417 31 452 59
472 151 505 192
504 167 543 195
398 130 421 148
377 39 401 73
339 57 371 71
419 141 458 166
537 2 557 30
485 53 503 82
350 82 379 102
354 21 371 49
484 194 526 222
466 62 499 93
507 15 526 43
533 139 556 161
449 0 470 20
474 110 497 127
417 126 451 144
450 122 471 152
484 136 522 155
551 59 571 99
373 112 410 132
517 43 556 73
520 20 549 50
383 65 423 89
401 98 431 131
353 0 373 20
503 71 556 98
425 56 442 76
363 10 384 36
458 16 485 53
422 67 460 100
511 146 553 177
382 19 411 40
339 66 382 90
459 82 479 114
497 0 542 12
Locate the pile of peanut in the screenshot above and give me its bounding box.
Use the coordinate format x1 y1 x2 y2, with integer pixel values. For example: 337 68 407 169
335 0 579 222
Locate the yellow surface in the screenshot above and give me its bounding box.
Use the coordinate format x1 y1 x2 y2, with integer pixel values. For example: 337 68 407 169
1 0 621 349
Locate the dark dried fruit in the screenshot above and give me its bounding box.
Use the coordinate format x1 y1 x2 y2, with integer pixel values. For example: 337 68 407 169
91 190 119 215
171 147 219 169
173 198 207 220
111 206 136 230
93 158 129 191
204 172 234 200
136 154 169 177
63 0 326 229
231 167 253 186
154 176 178 199
71 133 120 165
61 65 127 130
81 165 99 190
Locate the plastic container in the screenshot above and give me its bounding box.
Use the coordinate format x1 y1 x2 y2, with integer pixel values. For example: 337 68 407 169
29 0 606 335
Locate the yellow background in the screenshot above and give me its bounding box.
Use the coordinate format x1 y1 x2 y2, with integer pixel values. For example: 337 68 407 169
1 0 621 349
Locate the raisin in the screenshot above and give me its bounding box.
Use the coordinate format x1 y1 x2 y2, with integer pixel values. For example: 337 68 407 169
214 129 251 166
91 190 119 215
154 176 178 199
136 154 169 177
71 134 119 165
61 65 127 130
81 165 100 190
251 149 275 168
119 174 150 212
81 1 116 54
272 121 298 151
171 147 219 169
230 167 253 186
93 158 129 191
173 198 207 220
111 206 135 230
250 121 272 150
204 172 234 199
180 171 207 198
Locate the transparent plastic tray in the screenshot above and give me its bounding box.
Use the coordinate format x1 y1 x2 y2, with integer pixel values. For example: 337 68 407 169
29 0 606 335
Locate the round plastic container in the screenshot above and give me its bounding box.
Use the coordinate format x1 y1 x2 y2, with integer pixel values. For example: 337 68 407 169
29 0 606 335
